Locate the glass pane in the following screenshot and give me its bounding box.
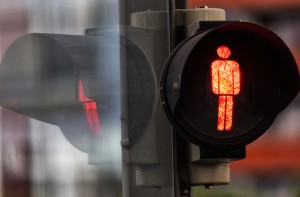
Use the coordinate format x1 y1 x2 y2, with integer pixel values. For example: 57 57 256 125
119 1 173 197
0 0 172 197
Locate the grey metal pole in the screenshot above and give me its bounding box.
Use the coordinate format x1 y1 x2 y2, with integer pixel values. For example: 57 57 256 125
175 0 188 9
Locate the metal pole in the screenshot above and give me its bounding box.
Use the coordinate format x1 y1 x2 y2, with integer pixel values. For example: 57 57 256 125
175 0 188 9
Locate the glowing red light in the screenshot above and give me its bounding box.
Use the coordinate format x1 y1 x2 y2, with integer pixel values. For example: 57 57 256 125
78 80 102 135
211 46 240 131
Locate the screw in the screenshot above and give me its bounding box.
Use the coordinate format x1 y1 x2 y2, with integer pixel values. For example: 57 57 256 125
173 82 180 90
205 184 213 189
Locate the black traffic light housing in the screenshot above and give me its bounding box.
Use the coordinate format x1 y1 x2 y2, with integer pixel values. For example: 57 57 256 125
161 22 300 158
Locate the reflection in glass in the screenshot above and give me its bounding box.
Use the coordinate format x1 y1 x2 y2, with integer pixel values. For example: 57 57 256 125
0 0 172 197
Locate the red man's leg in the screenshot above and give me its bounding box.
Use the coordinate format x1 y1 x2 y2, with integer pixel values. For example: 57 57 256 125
84 102 102 135
217 95 234 131
217 95 226 131
225 96 233 131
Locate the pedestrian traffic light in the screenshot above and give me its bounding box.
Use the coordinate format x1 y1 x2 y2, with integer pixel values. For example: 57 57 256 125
161 22 300 153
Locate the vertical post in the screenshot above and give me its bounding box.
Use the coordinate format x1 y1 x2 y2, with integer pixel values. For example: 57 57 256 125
175 0 188 9
168 0 175 50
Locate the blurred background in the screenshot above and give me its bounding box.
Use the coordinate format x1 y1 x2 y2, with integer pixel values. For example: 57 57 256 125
0 0 299 197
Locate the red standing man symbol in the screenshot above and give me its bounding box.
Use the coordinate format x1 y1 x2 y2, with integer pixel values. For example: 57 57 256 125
211 46 241 131
78 79 102 135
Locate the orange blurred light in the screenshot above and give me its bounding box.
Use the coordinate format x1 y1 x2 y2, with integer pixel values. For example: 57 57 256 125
211 46 240 131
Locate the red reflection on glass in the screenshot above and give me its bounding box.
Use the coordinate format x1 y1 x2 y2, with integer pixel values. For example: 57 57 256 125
211 46 240 131
78 80 101 135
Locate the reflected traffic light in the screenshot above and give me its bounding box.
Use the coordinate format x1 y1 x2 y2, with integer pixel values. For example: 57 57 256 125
78 79 102 135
